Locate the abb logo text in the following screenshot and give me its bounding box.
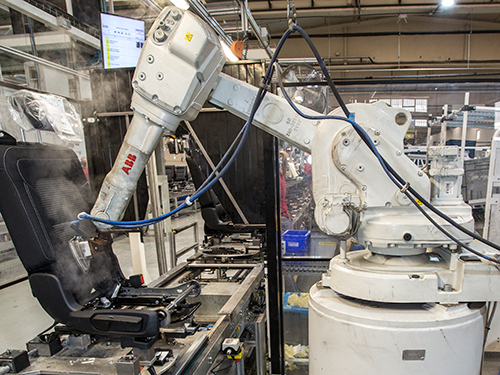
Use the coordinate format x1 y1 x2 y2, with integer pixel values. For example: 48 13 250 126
122 154 137 175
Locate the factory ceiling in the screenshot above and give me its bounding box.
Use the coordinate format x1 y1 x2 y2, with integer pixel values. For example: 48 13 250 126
0 0 496 91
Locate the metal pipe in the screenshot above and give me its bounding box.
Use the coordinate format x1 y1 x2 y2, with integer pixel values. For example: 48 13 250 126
172 221 197 234
251 3 500 19
441 104 448 147
188 263 257 269
193 222 198 249
176 243 198 257
138 0 162 13
460 92 470 163
209 9 240 16
245 6 273 58
170 231 177 267
186 0 232 47
268 28 500 39
0 366 10 375
329 77 500 86
241 0 248 34
146 151 168 275
282 256 332 261
425 124 431 172
96 111 134 117
474 106 500 112
166 283 197 312
275 63 500 74
0 44 90 79
236 354 245 375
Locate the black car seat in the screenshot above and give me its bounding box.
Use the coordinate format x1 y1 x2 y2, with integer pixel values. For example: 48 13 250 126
0 137 197 345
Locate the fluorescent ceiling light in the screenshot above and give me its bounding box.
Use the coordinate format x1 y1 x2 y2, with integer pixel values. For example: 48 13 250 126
441 0 455 7
221 42 239 62
170 0 189 10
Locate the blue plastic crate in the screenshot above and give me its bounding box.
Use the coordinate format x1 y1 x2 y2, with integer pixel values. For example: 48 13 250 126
282 230 310 255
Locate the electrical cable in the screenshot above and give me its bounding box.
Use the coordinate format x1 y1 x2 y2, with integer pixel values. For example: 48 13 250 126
215 364 234 372
481 301 498 374
193 119 249 193
274 24 500 260
404 192 500 264
292 19 500 252
277 65 500 262
76 29 293 229
38 321 57 337
78 19 500 262
211 358 226 371
78 88 264 228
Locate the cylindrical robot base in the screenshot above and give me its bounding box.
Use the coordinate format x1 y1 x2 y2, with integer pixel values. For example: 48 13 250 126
309 283 484 375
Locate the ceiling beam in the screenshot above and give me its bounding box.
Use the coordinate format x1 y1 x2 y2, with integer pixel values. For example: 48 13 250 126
269 28 500 38
0 42 90 78
0 0 100 49
250 3 500 19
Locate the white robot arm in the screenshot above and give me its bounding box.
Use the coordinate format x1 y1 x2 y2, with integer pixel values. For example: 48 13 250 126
88 9 500 375
90 7 225 228
90 6 476 257
90 7 473 255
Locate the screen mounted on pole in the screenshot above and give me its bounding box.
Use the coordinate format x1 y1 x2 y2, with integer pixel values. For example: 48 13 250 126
100 13 145 69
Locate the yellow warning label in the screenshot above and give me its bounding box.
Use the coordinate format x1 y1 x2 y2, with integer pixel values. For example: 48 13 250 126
415 199 423 205
185 32 193 42
106 37 111 68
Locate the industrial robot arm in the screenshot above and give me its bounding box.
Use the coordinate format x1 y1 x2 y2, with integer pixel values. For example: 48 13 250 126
87 6 500 305
90 7 225 228
90 6 323 230
90 6 429 236
89 6 472 258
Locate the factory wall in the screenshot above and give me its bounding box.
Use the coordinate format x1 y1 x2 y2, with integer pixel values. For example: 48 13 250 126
268 16 500 80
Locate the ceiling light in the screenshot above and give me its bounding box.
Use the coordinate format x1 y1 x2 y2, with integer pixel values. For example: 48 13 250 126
441 0 455 7
170 0 189 10
221 42 239 62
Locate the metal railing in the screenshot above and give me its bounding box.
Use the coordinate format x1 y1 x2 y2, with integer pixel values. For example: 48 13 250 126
170 222 199 266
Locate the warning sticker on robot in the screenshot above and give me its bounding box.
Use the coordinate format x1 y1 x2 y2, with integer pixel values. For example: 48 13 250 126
185 32 193 42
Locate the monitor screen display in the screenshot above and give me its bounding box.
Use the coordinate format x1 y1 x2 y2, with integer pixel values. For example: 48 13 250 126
100 13 145 69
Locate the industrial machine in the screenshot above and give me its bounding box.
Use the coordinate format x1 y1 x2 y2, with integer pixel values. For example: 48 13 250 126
0 46 266 375
0 137 266 375
2 6 499 375
82 7 500 375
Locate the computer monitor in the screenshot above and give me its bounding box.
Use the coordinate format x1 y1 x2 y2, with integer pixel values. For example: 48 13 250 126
100 13 145 69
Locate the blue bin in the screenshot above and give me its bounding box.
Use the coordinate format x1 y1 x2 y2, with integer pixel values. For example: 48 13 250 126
282 230 310 255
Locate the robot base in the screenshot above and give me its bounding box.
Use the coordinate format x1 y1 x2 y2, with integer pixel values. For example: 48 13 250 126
309 283 484 375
